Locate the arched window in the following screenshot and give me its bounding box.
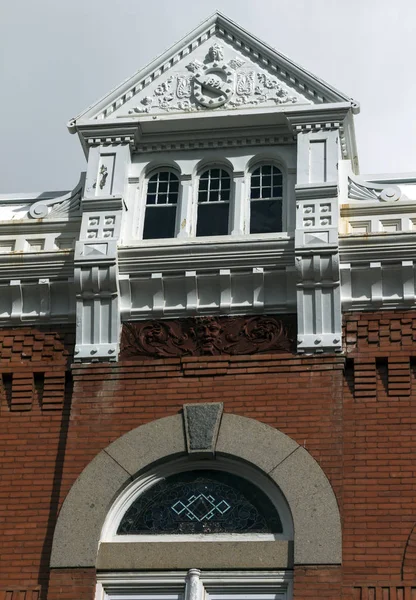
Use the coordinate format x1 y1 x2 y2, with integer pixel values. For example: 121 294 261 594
196 168 231 237
117 469 283 535
143 171 179 239
250 165 283 234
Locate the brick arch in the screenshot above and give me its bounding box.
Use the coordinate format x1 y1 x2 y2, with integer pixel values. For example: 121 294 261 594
50 412 342 568
403 523 416 580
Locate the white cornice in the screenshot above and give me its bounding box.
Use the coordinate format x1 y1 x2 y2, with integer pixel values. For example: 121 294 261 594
341 200 416 218
340 232 416 263
0 252 74 280
118 236 294 274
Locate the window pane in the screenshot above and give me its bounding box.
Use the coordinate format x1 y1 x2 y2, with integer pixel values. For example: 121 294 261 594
197 203 229 236
143 205 177 239
199 178 209 191
157 193 168 204
250 200 282 234
251 187 260 199
220 187 230 201
251 165 283 201
272 171 283 186
117 469 283 534
198 169 230 203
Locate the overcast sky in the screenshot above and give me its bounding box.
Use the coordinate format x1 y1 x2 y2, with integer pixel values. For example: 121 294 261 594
1 0 415 193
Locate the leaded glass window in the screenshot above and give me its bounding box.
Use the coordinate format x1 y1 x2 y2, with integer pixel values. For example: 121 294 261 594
143 171 179 239
250 165 283 234
117 470 282 534
196 169 231 237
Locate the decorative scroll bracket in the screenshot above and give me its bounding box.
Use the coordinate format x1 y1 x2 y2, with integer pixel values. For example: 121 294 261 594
348 173 405 203
29 173 85 219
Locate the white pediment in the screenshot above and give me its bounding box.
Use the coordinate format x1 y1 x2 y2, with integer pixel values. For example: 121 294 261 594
112 37 309 118
72 12 357 126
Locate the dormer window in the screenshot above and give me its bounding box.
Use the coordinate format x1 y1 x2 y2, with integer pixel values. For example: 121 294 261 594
196 168 231 237
138 160 288 241
250 165 283 234
143 171 179 240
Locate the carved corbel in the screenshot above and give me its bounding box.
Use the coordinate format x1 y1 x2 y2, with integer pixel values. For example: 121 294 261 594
73 252 120 362
295 252 342 353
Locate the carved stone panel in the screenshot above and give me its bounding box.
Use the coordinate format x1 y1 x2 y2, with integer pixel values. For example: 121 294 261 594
121 39 308 116
120 315 296 359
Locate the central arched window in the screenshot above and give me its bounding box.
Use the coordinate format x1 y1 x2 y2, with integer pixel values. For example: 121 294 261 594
102 457 293 542
196 168 231 237
250 165 283 234
118 469 283 535
143 171 179 239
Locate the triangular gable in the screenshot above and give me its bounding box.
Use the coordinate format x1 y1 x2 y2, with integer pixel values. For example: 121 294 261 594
71 12 358 127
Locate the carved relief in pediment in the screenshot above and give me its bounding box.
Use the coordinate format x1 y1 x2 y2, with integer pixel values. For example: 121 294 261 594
127 43 304 115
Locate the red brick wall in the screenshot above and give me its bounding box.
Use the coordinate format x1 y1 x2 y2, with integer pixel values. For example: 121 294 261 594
0 314 416 600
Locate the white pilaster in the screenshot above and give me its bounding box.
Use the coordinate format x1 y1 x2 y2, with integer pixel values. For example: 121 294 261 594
74 142 131 362
287 118 343 354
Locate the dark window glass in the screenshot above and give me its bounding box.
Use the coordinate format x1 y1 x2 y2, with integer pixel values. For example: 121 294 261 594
197 203 229 236
118 470 283 535
143 171 179 239
250 165 283 234
250 200 282 234
197 169 230 237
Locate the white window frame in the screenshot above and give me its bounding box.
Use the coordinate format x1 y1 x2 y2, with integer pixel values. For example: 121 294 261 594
138 167 182 240
96 570 293 600
192 166 234 238
133 157 291 243
101 456 293 543
246 162 287 236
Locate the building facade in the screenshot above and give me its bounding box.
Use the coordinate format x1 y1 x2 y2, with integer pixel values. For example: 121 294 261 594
1 12 416 600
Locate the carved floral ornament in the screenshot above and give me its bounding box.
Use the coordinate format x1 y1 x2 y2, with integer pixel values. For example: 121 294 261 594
120 315 296 359
128 43 301 114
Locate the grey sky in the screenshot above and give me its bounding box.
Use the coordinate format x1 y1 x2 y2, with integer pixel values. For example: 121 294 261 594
1 0 415 193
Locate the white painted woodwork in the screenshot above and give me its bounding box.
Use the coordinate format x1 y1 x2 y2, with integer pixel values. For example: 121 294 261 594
0 13 415 360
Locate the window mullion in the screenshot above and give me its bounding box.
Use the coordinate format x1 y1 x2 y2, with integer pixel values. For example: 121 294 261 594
230 171 246 236
177 174 193 238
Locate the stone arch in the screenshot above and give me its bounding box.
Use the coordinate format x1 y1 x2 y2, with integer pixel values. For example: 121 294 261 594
402 523 416 580
51 410 341 568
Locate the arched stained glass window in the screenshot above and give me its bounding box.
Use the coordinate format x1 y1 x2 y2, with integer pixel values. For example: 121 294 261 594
250 165 283 234
196 169 231 237
143 171 179 239
117 470 283 535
